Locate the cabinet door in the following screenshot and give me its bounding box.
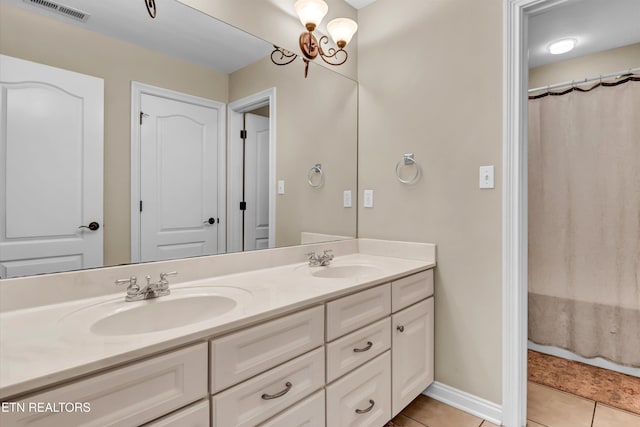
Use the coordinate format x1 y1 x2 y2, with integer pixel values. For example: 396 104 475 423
391 269 434 312
212 347 324 427
326 284 391 341
0 343 208 427
258 390 325 427
326 351 391 427
391 298 434 417
210 305 324 393
146 399 209 427
326 317 391 383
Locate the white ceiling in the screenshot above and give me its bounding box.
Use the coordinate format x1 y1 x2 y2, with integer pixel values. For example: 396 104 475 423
2 0 274 74
528 0 640 68
343 0 377 9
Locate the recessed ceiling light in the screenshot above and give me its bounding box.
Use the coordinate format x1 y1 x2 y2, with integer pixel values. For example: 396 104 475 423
548 39 576 55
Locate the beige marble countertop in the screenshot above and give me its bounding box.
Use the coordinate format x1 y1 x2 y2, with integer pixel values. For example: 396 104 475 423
0 248 435 400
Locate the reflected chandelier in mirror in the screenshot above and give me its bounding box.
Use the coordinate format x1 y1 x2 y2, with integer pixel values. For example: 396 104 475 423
0 0 357 279
271 0 357 78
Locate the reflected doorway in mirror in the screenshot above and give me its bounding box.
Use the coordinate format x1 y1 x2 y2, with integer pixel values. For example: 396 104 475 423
130 82 226 263
0 55 104 278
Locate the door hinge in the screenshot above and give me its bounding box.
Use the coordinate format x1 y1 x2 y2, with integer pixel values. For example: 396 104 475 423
239 201 247 211
240 130 247 139
139 200 143 212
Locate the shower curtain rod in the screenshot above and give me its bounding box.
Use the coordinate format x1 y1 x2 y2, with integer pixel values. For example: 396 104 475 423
528 66 640 93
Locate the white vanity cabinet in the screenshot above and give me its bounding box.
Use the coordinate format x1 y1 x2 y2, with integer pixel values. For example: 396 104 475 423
1 267 434 427
324 269 435 426
1 343 208 427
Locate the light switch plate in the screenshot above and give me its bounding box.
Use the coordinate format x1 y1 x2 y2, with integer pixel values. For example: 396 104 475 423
343 190 352 208
277 180 285 194
479 166 494 189
363 189 374 208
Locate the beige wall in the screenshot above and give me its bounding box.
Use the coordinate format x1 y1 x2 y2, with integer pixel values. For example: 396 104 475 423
229 58 358 246
0 3 228 266
529 42 640 89
178 0 358 80
357 0 503 404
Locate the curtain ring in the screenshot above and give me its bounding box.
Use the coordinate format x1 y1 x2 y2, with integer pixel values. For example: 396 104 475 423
307 164 324 188
395 153 421 185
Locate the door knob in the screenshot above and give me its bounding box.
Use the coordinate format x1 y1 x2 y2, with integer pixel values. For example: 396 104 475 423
204 218 216 225
78 222 100 231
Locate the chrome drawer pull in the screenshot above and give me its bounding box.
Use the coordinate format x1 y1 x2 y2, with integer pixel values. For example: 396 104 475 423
261 381 292 400
353 341 373 353
355 399 375 414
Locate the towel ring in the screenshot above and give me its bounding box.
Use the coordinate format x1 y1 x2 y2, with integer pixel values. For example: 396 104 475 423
308 163 324 188
395 153 421 184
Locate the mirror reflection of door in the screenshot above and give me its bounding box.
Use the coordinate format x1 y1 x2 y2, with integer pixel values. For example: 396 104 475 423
135 86 224 262
0 55 104 278
243 112 270 251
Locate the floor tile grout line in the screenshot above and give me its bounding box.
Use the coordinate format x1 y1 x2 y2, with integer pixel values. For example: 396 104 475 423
399 411 429 426
590 401 597 427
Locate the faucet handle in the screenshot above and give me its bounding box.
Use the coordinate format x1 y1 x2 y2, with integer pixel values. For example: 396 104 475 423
116 276 140 298
160 271 178 281
305 251 317 259
115 276 137 286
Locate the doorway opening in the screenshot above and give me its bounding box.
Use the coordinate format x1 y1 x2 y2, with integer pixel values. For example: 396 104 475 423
227 88 276 253
504 1 640 426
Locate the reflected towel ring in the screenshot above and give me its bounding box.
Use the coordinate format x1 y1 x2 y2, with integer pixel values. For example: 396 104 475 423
308 163 324 188
395 153 421 184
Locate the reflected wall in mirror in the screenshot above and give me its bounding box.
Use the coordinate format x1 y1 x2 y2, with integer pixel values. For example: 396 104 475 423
0 0 357 278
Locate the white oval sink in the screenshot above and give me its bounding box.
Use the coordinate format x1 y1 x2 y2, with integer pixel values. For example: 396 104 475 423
91 295 237 336
60 286 251 336
311 264 382 279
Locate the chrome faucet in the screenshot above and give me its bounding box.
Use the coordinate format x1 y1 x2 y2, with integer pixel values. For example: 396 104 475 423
115 271 177 302
306 250 334 267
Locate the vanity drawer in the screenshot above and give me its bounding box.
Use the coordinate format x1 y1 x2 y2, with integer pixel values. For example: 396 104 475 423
326 283 391 341
210 305 324 393
391 269 434 312
326 317 391 383
258 390 325 427
211 347 325 427
1 343 207 427
326 351 391 427
145 399 209 427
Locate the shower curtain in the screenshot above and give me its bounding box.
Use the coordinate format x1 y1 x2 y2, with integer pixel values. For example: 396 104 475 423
527 75 640 367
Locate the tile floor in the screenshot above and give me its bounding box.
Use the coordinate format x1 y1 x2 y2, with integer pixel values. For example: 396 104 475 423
386 383 640 427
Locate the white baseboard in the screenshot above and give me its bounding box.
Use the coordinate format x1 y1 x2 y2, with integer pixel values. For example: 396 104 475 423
423 381 502 425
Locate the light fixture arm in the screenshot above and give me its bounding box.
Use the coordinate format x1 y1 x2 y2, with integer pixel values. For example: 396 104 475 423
317 36 348 67
145 0 156 18
271 46 298 66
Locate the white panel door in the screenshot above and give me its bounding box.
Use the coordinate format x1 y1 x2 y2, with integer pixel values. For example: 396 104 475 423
0 55 103 278
244 113 270 250
140 93 220 262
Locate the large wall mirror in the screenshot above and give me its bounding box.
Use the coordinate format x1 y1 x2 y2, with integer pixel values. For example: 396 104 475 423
0 0 358 278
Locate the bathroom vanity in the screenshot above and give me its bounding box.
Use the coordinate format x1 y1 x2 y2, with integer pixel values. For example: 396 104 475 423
0 239 435 426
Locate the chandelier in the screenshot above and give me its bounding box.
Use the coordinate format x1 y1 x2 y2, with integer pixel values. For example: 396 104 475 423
271 0 358 78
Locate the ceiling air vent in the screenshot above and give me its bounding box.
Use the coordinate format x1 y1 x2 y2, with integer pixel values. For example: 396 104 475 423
22 0 90 23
